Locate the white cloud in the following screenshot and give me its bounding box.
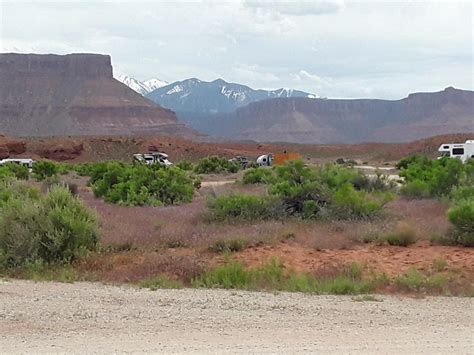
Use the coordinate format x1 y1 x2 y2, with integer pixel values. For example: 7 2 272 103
243 0 344 16
0 1 472 98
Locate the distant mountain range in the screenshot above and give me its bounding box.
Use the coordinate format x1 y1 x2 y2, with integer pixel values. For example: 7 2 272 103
142 78 318 128
117 75 168 95
116 75 473 144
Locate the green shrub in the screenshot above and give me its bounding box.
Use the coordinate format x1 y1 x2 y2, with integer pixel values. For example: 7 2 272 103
268 160 330 217
242 167 273 184
395 268 426 290
398 156 468 198
314 163 366 190
194 156 240 174
176 159 194 171
0 167 15 181
32 160 60 181
331 184 392 220
209 194 280 221
90 163 197 206
385 223 417 246
395 268 448 292
396 155 426 170
211 160 391 221
0 163 29 180
447 200 474 247
450 186 474 203
400 180 431 199
0 182 98 268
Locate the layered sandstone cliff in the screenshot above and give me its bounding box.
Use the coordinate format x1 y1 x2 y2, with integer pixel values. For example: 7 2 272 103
201 87 474 143
0 53 197 137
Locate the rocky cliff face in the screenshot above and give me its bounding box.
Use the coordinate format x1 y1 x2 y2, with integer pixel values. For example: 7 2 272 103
209 87 474 143
0 53 197 137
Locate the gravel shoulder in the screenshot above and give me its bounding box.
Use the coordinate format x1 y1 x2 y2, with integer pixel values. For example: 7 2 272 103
0 280 473 354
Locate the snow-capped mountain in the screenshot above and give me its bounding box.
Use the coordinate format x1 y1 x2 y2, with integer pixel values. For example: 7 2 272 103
117 75 168 95
146 78 318 115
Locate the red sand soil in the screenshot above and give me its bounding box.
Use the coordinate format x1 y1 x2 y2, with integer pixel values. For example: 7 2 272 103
235 240 474 278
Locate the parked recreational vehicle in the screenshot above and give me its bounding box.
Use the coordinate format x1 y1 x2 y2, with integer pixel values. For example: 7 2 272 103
438 140 474 163
256 152 302 167
0 158 35 170
133 152 173 166
256 154 273 167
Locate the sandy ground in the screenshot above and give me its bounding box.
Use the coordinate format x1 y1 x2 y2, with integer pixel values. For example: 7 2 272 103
0 280 472 354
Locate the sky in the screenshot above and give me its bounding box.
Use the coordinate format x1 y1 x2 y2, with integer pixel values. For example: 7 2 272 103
1 0 472 99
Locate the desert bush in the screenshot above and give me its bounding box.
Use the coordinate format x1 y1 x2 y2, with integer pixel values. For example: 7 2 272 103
398 156 468 198
0 182 98 268
313 163 365 190
242 167 273 184
331 184 393 220
396 155 426 170
447 200 474 247
209 194 280 221
91 163 196 206
395 268 448 292
211 160 391 221
176 159 194 171
397 156 473 247
385 223 417 246
400 180 431 199
0 163 29 180
32 160 61 181
268 160 330 217
208 238 247 253
194 156 240 174
0 166 15 181
450 185 474 203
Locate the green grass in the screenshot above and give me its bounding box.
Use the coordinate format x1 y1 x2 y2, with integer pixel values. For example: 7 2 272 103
208 238 247 253
1 261 82 283
432 258 448 272
138 275 184 290
192 259 375 295
395 268 449 292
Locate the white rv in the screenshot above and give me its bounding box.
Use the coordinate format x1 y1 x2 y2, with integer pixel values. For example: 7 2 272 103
133 152 173 166
438 140 474 163
0 158 35 170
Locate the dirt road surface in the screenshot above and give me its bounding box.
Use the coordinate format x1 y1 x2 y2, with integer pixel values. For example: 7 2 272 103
1 280 472 354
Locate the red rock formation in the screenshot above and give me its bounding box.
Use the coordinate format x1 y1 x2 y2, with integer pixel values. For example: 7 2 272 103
210 87 474 143
0 135 26 159
0 53 198 137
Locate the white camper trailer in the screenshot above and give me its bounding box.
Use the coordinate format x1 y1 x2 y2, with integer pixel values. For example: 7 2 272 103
438 140 474 163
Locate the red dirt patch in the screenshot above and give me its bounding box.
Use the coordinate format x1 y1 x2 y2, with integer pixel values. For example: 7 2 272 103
235 241 474 278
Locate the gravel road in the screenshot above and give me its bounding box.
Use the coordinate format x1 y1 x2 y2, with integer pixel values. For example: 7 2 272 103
1 280 472 354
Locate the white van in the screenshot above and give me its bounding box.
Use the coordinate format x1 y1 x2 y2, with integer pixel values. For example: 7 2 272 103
438 140 474 163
